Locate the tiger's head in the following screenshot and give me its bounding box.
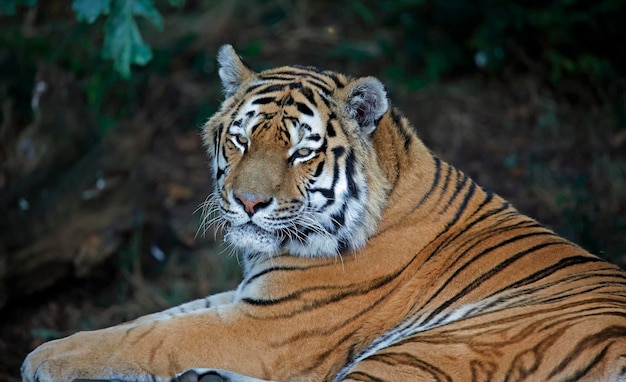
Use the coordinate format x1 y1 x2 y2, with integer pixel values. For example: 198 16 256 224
202 45 390 260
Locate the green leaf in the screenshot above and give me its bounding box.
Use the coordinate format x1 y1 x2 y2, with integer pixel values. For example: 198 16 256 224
131 0 163 30
101 0 164 78
103 14 152 78
0 0 36 15
72 0 110 23
168 0 185 7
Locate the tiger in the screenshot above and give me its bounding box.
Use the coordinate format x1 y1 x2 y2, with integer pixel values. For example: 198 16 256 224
22 44 626 382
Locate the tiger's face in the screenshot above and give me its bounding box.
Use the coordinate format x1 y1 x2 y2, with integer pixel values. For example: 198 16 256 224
202 46 390 260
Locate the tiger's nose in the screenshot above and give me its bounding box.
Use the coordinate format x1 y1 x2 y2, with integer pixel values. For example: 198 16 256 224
234 192 272 216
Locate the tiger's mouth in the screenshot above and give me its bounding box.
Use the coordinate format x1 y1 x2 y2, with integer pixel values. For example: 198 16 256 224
240 222 274 236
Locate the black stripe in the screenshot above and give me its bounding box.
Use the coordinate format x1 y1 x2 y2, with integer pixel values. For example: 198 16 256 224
298 70 336 88
289 82 302 90
241 265 311 288
503 327 566 381
299 75 333 92
550 325 626 379
220 142 229 163
423 199 514 264
300 86 318 107
276 278 411 347
423 238 564 325
331 208 346 232
324 72 346 89
264 69 305 76
418 175 478 265
300 330 358 378
468 188 494 219
563 343 613 382
242 267 403 311
281 94 294 106
345 150 358 197
241 296 291 306
309 185 335 202
252 96 276 105
227 97 247 121
245 83 264 93
412 156 441 211
439 170 469 215
258 75 299 82
490 255 604 297
215 167 224 180
443 178 476 231
308 146 345 205
337 239 351 253
312 160 325 178
327 120 337 137
477 270 624 318
297 278 427 378
365 352 452 382
318 93 333 109
343 371 384 382
250 119 266 136
431 162 453 211
265 69 334 93
296 102 314 116
258 83 287 93
391 107 412 152
213 123 224 157
307 133 321 142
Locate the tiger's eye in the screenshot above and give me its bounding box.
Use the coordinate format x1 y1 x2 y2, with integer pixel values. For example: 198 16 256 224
236 135 249 146
296 148 313 157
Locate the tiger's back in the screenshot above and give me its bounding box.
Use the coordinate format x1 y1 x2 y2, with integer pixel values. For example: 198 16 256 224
21 45 626 382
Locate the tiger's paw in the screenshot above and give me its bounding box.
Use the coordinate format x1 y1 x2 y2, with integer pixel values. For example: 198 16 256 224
21 332 161 382
174 369 275 382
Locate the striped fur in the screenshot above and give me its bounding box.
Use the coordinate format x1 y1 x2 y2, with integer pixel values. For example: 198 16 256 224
22 45 626 382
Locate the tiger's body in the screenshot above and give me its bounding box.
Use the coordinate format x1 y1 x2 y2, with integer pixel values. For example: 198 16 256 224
22 45 626 382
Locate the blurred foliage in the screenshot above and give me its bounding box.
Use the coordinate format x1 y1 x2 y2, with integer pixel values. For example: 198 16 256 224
74 0 164 79
2 0 182 78
347 0 626 98
0 0 36 15
2 0 625 130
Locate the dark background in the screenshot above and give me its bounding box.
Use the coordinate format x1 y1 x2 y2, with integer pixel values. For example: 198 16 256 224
1 1 625 380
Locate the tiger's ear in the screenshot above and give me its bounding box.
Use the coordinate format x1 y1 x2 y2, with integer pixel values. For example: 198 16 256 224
342 76 389 135
217 44 255 97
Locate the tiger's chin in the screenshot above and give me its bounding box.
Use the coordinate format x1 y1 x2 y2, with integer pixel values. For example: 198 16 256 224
224 222 353 259
224 223 281 256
